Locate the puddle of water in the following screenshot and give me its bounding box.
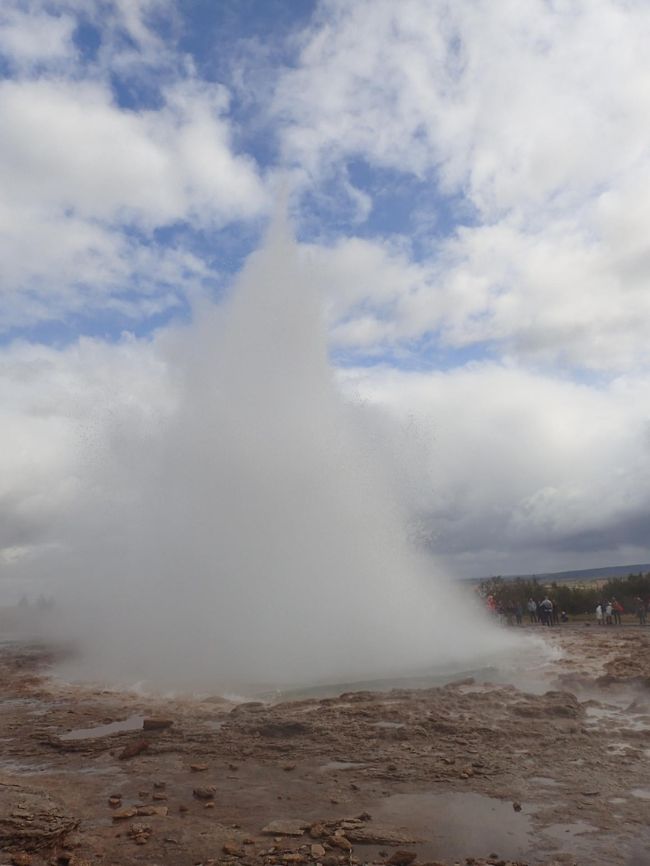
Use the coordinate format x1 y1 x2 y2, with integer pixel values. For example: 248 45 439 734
205 720 224 731
539 820 601 859
320 761 368 772
60 715 144 740
630 788 650 800
367 791 535 862
609 797 627 804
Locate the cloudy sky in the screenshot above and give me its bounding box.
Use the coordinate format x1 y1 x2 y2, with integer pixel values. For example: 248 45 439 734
2 0 650 595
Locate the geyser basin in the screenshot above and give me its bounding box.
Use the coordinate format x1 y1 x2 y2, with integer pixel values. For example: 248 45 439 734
43 215 526 690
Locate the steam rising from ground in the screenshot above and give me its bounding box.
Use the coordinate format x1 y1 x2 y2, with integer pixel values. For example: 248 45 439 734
42 219 522 690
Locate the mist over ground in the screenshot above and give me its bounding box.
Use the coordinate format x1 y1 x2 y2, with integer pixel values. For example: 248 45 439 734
14 220 523 691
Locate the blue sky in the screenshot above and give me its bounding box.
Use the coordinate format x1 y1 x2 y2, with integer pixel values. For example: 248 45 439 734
3 0 650 585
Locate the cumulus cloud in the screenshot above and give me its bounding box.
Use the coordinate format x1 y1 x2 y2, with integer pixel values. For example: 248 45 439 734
276 0 650 371
0 6 77 67
0 1 267 332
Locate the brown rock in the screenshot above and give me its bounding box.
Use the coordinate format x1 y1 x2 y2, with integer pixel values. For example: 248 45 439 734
262 820 310 837
222 842 243 856
193 785 217 800
328 836 352 852
152 792 168 801
128 823 152 844
118 740 149 760
386 850 417 866
108 796 122 808
112 807 138 821
204 802 215 809
345 827 419 845
136 805 168 817
11 854 31 866
190 763 209 772
311 844 326 858
282 855 305 863
142 718 174 731
309 823 326 839
512 801 522 812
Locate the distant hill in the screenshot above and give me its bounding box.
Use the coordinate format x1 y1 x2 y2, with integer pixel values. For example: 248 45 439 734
468 563 650 585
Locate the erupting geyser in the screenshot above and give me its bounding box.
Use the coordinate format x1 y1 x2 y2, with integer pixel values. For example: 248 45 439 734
45 215 520 690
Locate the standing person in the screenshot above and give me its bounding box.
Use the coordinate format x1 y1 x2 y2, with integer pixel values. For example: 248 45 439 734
605 601 613 626
635 597 647 626
515 603 523 625
612 597 623 625
540 596 553 626
596 603 603 626
552 600 560 625
527 598 537 623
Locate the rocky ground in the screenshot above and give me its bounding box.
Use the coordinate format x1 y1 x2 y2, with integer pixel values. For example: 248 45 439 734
0 626 649 866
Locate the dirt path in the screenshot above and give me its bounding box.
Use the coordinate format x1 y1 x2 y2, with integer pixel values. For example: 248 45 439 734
0 626 648 866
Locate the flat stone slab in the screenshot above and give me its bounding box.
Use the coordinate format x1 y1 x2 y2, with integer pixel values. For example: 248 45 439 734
261 819 310 836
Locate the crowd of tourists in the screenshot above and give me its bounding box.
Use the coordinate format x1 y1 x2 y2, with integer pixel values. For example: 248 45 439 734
484 592 649 626
595 596 648 626
485 594 568 626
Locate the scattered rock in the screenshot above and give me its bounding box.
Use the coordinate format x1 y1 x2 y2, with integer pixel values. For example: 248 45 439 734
142 719 173 731
127 822 152 845
512 801 522 812
152 792 167 801
192 786 217 800
0 787 79 851
118 740 149 760
153 780 166 790
136 805 168 817
345 826 420 845
107 797 121 808
11 853 31 866
112 807 138 821
311 843 326 858
222 842 243 857
190 763 209 772
328 835 352 852
261 820 310 837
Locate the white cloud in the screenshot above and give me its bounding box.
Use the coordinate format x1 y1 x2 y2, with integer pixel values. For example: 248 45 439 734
0 78 265 227
0 4 267 331
275 0 650 372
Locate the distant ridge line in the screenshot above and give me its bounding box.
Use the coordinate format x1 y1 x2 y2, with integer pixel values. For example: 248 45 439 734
468 562 650 584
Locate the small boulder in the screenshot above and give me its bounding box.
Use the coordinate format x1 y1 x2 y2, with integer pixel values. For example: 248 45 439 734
193 786 216 800
261 820 309 837
118 740 149 760
143 718 174 731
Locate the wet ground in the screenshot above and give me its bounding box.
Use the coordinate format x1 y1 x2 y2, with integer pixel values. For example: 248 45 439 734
0 626 649 866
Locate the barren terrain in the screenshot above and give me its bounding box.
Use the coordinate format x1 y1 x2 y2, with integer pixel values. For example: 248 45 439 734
1 626 649 866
